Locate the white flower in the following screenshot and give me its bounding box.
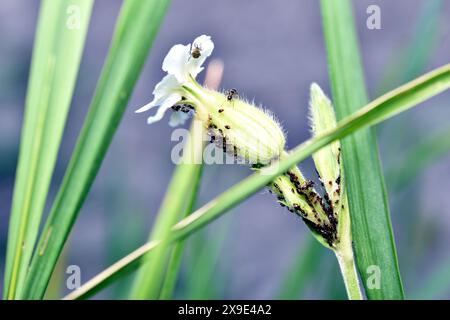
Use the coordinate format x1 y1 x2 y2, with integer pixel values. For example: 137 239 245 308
136 35 214 126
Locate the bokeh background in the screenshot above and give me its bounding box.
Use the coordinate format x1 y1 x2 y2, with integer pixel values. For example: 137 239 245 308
1 0 450 299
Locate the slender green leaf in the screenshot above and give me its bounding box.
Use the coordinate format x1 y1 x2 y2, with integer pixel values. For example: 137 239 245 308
276 236 323 299
159 163 204 300
64 63 450 300
411 255 450 299
320 0 404 299
387 126 450 192
21 0 171 299
183 216 231 299
4 0 93 300
130 120 204 299
378 0 444 94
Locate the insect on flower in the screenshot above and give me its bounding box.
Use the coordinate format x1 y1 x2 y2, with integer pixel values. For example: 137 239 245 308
135 35 286 165
190 43 202 59
226 88 238 101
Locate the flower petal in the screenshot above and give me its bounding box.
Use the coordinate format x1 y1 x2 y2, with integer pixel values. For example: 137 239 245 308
187 35 214 78
162 44 190 83
135 75 180 113
146 93 182 124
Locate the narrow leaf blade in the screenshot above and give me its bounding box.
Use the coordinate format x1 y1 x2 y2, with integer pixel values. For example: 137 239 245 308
4 0 93 299
320 0 404 299
21 0 171 299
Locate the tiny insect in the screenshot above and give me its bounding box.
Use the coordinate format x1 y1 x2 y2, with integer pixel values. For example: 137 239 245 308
219 88 239 110
226 88 238 101
189 43 202 60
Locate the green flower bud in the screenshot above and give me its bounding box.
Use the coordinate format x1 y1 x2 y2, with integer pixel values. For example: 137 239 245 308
182 82 286 165
309 83 341 210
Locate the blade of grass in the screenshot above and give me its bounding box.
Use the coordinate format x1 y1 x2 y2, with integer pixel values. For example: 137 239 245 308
3 0 93 300
21 0 171 300
276 235 324 299
320 0 404 299
379 0 443 165
158 60 224 300
410 255 450 299
378 0 443 94
183 217 231 299
386 126 450 192
130 119 204 299
64 63 450 300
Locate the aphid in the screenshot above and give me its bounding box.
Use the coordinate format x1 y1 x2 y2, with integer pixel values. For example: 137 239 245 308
226 88 238 101
222 136 227 152
225 125 231 129
190 43 201 60
210 135 215 143
219 88 239 110
172 103 194 113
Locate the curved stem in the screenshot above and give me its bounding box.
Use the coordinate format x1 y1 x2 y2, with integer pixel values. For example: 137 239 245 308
335 247 363 300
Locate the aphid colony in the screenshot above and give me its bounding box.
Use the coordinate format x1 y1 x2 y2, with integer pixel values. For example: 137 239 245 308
267 153 343 247
206 89 240 160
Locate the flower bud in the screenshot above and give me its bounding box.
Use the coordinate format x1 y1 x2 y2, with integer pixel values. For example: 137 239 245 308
309 83 342 215
183 83 286 165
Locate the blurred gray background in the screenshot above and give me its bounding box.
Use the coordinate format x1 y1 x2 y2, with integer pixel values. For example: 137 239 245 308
1 0 450 299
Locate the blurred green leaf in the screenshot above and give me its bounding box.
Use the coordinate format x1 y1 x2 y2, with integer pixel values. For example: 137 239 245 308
387 127 450 192
182 216 231 299
411 255 450 299
21 0 171 299
130 121 204 299
320 0 404 299
4 0 93 300
64 62 450 299
158 163 204 300
276 235 323 299
378 0 444 94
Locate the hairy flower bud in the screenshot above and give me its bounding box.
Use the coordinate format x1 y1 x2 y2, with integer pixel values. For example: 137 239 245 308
182 83 286 165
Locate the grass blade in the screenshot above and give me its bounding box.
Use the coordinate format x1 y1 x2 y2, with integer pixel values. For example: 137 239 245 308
386 126 450 192
411 255 450 299
129 120 204 299
320 0 404 299
183 218 231 299
158 162 203 300
158 61 224 300
3 0 93 299
378 0 444 94
276 236 324 299
64 63 450 299
21 0 171 299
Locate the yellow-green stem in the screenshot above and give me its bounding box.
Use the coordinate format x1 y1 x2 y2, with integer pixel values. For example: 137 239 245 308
335 247 363 300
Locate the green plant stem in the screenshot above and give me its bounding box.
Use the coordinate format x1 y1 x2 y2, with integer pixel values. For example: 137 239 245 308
63 63 450 300
335 248 363 300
